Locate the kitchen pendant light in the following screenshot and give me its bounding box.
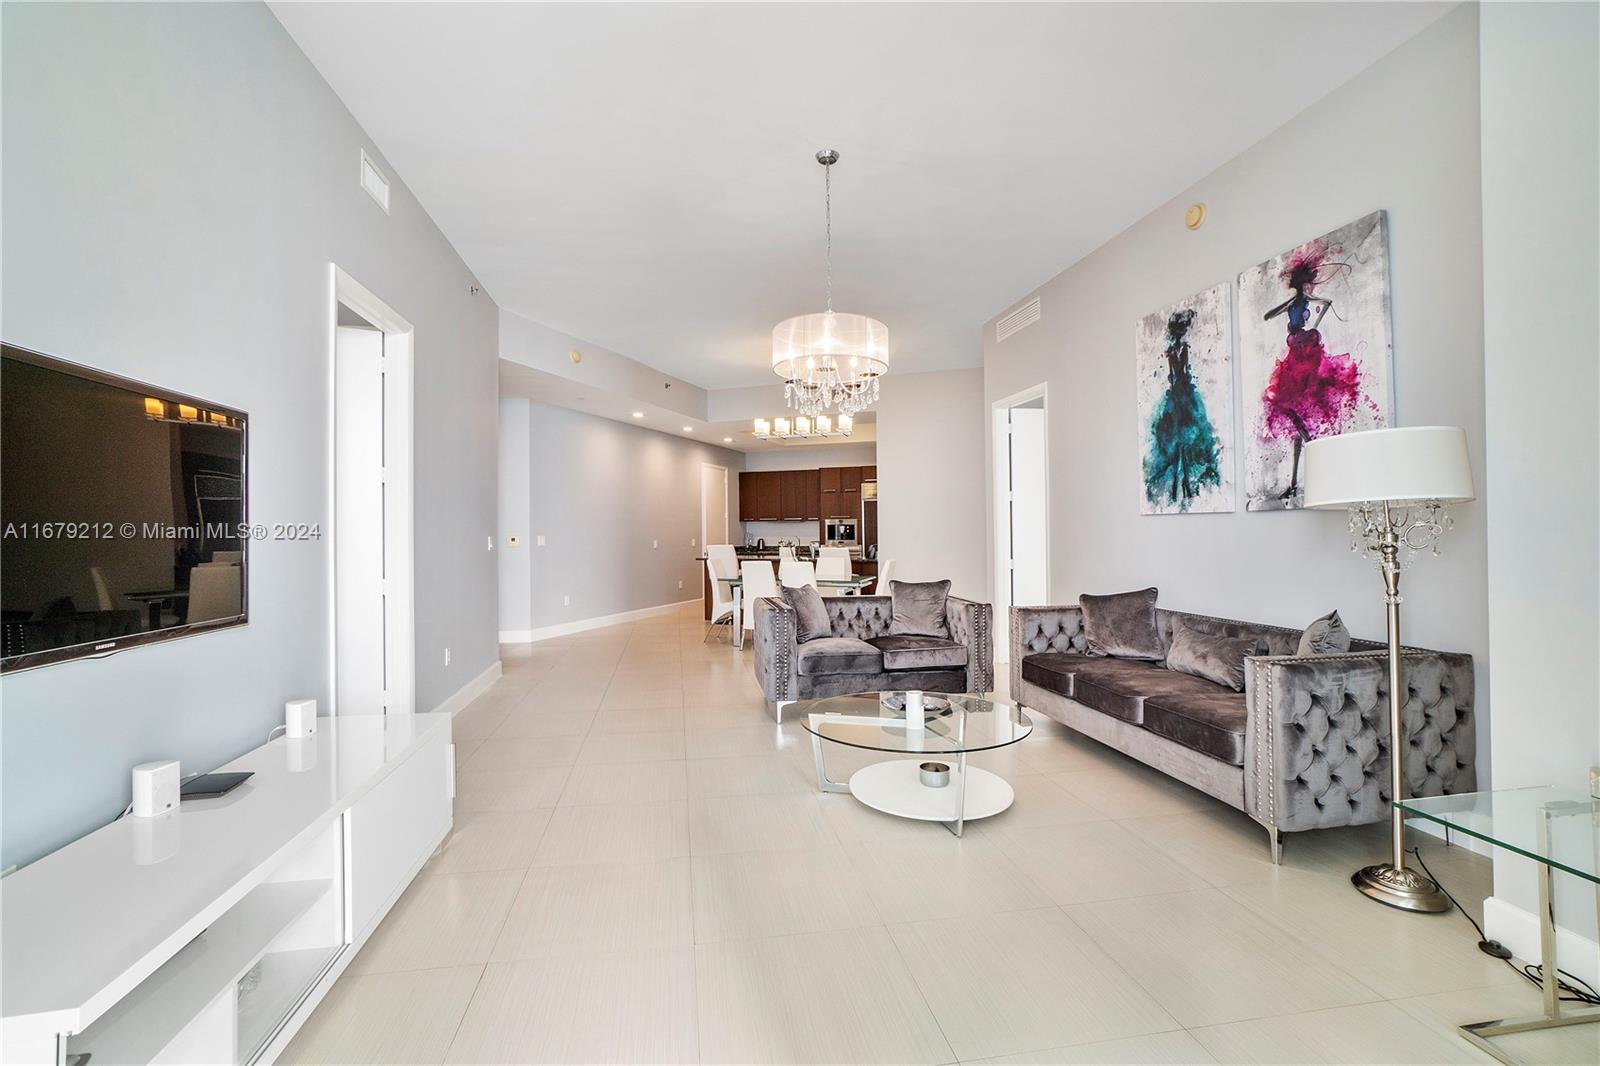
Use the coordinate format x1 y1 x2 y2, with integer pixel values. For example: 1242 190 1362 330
772 150 889 416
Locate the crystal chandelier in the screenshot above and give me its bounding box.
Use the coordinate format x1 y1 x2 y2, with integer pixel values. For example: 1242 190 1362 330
772 150 889 416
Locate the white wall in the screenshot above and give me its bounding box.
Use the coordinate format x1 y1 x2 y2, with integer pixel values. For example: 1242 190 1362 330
983 6 1489 773
1479 0 1599 969
741 443 878 471
498 398 744 638
1 3 500 870
876 369 988 599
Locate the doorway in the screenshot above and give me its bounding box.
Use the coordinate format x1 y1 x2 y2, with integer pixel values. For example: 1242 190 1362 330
701 463 730 549
331 266 414 716
993 386 1050 644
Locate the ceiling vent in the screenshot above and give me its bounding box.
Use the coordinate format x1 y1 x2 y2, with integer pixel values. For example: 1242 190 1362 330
995 295 1041 343
360 149 390 214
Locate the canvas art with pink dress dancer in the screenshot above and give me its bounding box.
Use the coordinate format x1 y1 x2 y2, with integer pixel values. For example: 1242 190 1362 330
1237 211 1393 510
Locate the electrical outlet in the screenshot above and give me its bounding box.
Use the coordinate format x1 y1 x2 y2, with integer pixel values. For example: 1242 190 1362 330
652 539 659 549
537 534 546 547
691 537 696 547
444 647 452 667
563 594 571 607
678 579 684 589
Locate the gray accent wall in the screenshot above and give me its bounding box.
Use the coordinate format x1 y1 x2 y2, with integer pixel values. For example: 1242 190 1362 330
1 3 499 869
499 398 744 636
982 6 1490 773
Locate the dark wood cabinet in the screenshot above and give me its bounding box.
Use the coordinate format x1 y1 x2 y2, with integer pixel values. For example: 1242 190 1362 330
739 471 782 521
779 471 808 520
741 470 819 522
802 470 820 519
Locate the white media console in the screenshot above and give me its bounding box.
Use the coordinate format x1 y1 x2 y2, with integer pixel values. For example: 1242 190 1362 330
1 712 454 1065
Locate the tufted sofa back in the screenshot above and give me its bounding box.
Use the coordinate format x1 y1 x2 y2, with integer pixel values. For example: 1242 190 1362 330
824 596 894 641
1013 603 1387 659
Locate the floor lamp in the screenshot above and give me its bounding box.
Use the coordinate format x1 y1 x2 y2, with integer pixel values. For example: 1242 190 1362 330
1303 426 1474 913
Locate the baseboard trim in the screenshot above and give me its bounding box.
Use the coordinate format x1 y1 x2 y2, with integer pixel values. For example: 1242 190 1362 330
1483 894 1599 987
427 659 502 717
499 598 700 645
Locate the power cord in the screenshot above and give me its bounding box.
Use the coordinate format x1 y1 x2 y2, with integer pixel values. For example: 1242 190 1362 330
1410 845 1600 1006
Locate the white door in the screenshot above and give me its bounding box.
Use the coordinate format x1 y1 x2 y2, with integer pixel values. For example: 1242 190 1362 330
701 464 729 548
335 325 387 714
1008 405 1048 607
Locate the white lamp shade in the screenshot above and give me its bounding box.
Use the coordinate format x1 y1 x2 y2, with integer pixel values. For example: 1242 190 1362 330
1302 426 1474 509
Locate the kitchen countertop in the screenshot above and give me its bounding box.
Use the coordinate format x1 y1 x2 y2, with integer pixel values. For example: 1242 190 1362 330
695 548 867 562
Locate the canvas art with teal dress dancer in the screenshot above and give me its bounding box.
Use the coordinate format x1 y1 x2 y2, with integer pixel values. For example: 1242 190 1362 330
1135 282 1236 514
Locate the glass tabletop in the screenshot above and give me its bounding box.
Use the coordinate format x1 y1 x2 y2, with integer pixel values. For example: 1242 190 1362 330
798 692 1032 755
718 575 875 589
1397 787 1599 884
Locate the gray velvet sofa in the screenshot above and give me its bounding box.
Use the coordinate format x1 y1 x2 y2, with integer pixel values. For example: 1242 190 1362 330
1010 604 1475 861
754 594 994 720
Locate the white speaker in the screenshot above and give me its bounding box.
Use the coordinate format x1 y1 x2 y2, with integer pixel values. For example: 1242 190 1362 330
285 698 318 739
131 760 180 818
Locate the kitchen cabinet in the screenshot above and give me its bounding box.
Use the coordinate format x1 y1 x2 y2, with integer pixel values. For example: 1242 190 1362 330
740 470 819 522
779 469 814 520
739 471 782 521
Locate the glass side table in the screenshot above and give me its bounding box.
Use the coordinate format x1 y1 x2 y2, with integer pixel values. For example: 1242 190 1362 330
1397 786 1598 1064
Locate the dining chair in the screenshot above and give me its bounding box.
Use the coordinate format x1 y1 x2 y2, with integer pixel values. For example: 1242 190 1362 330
740 561 779 635
874 558 897 595
187 563 242 623
778 545 796 562
814 549 851 594
706 543 737 579
704 558 736 642
778 559 817 589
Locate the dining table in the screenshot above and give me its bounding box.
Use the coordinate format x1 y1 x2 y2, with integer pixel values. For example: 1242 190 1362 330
715 574 876 649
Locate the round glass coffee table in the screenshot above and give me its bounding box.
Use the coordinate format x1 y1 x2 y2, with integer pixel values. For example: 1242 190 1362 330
797 691 1032 836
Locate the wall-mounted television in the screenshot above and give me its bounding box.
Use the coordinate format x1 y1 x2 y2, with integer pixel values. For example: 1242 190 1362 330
1 344 248 672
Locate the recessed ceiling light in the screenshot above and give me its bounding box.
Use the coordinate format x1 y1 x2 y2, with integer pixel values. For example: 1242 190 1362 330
631 411 644 419
723 437 733 443
683 426 693 432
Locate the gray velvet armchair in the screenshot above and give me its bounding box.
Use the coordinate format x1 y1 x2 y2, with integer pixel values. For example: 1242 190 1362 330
1010 604 1475 861
754 594 994 721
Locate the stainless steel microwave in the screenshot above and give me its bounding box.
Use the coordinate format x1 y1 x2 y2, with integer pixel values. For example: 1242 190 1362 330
824 517 858 545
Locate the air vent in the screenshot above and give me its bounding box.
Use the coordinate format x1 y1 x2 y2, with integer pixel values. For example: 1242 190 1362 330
360 149 390 214
995 295 1041 343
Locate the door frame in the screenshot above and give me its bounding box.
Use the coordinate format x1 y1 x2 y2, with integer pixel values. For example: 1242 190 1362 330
701 462 730 549
329 264 415 716
991 383 1050 651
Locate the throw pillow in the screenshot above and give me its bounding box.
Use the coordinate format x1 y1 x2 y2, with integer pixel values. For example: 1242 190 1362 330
1079 587 1164 660
1297 610 1352 656
888 579 952 638
1166 616 1263 691
782 584 832 643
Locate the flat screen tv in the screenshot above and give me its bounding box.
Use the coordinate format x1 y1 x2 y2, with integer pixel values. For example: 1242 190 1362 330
1 344 248 672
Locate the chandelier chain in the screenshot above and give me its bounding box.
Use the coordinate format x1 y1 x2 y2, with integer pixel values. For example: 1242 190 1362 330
823 159 832 314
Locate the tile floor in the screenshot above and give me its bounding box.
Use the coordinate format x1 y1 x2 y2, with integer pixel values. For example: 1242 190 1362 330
283 605 1592 1065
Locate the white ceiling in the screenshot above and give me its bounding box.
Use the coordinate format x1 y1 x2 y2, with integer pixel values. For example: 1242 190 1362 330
498 360 875 453
274 2 1450 390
